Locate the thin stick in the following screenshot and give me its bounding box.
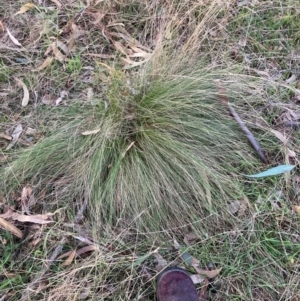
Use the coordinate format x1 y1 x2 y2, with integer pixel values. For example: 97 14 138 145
227 102 268 163
216 81 268 163
283 121 300 129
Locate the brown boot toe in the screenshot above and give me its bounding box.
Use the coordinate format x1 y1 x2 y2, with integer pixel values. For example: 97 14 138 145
156 267 199 301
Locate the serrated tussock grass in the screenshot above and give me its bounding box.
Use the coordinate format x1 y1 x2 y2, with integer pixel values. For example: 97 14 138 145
1 58 273 237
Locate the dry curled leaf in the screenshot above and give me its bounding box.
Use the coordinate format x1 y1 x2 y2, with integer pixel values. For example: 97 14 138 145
0 133 12 140
193 267 222 279
0 217 23 238
293 205 300 215
286 74 297 84
6 28 22 46
26 127 38 135
0 206 14 219
190 274 205 284
15 3 35 15
81 129 101 135
183 233 198 246
199 278 209 301
5 124 22 150
128 45 152 58
62 250 76 266
69 23 86 42
74 236 94 245
113 41 129 56
55 40 68 54
41 94 56 105
76 245 99 256
15 78 29 107
12 212 55 224
58 245 99 259
122 57 150 69
0 20 4 32
52 45 65 62
20 185 33 214
34 57 53 71
270 129 288 145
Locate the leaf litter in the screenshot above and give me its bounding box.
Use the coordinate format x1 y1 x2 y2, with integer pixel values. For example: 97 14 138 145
58 245 100 265
5 124 23 150
0 20 5 32
15 78 30 107
15 3 35 15
0 217 23 238
0 133 12 140
0 205 14 219
173 238 222 283
34 57 53 71
6 28 22 47
20 185 34 214
245 164 295 178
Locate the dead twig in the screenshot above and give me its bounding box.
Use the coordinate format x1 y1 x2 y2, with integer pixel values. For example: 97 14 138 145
216 81 268 163
282 121 300 129
227 102 268 163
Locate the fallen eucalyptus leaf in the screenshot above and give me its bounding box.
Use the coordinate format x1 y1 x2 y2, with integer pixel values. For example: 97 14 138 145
286 74 297 84
6 28 22 46
41 94 56 105
193 267 222 279
0 217 23 238
15 78 29 107
15 3 35 15
12 212 55 224
0 206 14 219
59 245 99 260
245 165 295 178
0 20 4 32
34 57 53 71
62 250 76 266
5 124 23 150
0 133 12 140
20 185 33 214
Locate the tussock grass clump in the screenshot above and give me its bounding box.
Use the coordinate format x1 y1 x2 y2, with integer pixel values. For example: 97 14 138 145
1 59 270 236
